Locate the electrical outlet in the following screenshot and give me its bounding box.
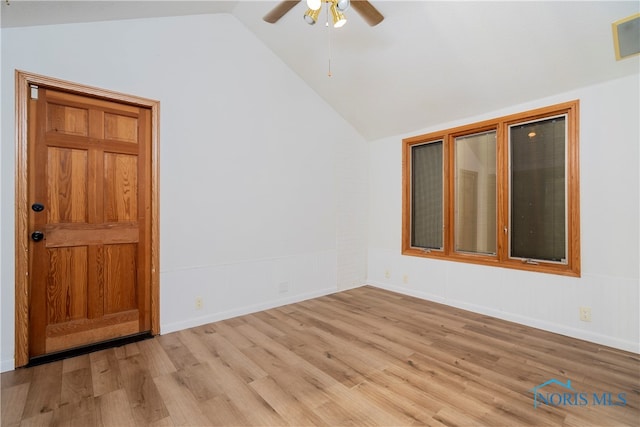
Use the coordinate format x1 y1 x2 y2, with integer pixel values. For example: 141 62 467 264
384 269 391 279
195 297 203 310
403 274 409 284
579 306 591 322
278 282 289 294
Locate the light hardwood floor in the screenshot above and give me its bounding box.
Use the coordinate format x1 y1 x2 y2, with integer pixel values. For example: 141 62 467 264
2 286 639 426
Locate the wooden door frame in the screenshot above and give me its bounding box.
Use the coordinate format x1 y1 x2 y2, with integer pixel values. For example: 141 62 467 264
14 70 160 367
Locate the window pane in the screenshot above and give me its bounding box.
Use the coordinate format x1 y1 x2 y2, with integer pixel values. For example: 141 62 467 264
510 116 566 262
455 131 497 254
411 142 443 249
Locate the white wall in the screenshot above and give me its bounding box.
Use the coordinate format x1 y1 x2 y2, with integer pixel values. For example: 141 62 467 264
368 74 640 353
0 14 369 371
0 23 3 371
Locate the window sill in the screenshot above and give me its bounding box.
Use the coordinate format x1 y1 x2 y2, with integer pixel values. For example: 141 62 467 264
402 247 581 277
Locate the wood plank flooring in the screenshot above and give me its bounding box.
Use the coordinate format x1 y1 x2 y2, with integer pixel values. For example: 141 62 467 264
2 286 639 426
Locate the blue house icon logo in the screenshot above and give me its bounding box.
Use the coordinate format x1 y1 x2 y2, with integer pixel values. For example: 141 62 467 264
530 378 574 408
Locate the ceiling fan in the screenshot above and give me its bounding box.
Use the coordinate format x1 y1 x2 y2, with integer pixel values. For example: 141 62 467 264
263 0 384 27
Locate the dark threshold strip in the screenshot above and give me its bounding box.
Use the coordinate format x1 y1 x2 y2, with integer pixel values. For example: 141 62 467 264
26 332 154 367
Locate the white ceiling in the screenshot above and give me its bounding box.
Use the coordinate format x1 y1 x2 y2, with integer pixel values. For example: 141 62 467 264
2 1 639 141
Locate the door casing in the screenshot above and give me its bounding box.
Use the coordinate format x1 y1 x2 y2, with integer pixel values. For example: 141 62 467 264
14 70 160 367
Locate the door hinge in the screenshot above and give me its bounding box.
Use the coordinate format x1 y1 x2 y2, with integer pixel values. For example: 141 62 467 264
30 85 39 100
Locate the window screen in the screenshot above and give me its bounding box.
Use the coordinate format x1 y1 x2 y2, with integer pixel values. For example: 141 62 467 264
510 116 566 262
411 141 443 249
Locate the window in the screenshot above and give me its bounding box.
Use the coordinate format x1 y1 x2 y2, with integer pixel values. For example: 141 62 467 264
402 101 580 276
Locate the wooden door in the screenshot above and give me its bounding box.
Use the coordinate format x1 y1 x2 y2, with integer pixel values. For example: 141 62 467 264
27 87 152 357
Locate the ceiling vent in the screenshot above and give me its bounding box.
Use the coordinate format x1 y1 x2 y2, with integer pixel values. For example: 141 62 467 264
612 13 640 60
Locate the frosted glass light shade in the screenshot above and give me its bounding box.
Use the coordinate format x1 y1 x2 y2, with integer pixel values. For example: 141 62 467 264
336 0 350 12
307 0 322 11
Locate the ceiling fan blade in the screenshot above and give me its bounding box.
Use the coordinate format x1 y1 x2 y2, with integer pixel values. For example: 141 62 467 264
263 1 301 24
350 0 384 26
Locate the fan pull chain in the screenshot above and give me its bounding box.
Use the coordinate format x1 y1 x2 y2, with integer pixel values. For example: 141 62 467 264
326 4 332 77
328 33 332 77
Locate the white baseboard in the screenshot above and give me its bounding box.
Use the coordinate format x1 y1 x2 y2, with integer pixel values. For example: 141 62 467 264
1 358 15 373
368 281 640 354
160 286 337 335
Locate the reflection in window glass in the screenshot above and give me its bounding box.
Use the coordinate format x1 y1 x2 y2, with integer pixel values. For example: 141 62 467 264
455 131 497 254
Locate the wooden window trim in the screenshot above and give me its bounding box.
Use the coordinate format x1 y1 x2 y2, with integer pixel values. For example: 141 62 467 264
402 101 580 277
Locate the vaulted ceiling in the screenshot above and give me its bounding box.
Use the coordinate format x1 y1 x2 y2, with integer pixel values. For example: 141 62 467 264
3 1 639 141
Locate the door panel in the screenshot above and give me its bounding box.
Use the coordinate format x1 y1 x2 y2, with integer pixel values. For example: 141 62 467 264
47 103 89 136
104 113 138 143
104 244 138 314
28 87 152 358
47 147 88 223
104 153 138 221
46 246 88 323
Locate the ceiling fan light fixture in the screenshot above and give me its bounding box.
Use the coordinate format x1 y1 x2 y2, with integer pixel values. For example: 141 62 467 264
330 2 347 28
263 0 383 26
306 0 322 11
303 7 321 25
